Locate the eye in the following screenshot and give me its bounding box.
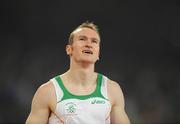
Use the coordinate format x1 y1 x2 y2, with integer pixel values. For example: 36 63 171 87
92 40 98 44
80 38 85 41
79 37 86 41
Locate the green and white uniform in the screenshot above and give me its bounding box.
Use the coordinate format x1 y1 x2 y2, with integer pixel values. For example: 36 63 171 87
48 73 111 124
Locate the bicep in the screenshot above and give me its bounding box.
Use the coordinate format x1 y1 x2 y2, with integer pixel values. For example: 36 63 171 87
110 104 130 124
109 82 130 124
26 86 50 124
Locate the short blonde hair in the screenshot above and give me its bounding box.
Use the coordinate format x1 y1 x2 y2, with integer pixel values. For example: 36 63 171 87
68 21 100 45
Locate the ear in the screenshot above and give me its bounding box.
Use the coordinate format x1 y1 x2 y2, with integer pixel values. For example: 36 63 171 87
97 47 100 60
97 54 100 60
97 56 99 60
66 45 72 55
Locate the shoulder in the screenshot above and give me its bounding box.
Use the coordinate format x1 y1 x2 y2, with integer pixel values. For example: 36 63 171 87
101 74 121 92
101 74 120 89
26 81 56 124
107 79 123 97
32 80 56 111
35 81 54 97
106 78 125 106
107 79 121 90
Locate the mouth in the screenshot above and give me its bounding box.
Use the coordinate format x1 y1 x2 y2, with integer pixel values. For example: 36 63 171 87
82 50 93 55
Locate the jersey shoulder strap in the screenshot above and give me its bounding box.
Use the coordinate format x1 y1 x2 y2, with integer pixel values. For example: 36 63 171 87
100 75 109 100
50 77 64 103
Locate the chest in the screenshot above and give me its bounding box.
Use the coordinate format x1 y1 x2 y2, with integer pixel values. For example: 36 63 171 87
55 98 111 120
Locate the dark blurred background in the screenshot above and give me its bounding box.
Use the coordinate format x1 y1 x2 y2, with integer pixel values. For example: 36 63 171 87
0 0 180 123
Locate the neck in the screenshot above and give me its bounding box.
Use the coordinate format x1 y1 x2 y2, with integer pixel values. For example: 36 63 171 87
65 60 97 85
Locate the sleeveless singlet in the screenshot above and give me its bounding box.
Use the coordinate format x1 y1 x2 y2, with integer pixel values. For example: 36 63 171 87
48 73 111 124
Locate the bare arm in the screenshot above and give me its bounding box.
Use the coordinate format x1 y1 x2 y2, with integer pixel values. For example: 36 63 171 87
109 81 130 124
26 82 53 124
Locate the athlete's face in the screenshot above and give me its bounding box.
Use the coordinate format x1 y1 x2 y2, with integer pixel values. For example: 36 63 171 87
66 28 100 64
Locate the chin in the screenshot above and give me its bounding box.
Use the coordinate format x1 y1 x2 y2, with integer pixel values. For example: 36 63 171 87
81 60 94 64
75 56 98 64
80 59 96 64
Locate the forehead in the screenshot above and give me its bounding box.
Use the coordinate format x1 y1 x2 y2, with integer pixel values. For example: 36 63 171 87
73 28 100 40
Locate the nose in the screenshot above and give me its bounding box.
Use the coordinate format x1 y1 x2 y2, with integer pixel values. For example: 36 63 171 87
85 39 92 48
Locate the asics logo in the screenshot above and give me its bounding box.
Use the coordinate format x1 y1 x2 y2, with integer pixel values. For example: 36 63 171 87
91 99 105 104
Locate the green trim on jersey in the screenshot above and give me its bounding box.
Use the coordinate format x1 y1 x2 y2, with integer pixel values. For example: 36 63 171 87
55 73 107 102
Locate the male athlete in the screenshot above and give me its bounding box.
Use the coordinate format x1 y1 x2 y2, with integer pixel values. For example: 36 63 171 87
26 21 130 124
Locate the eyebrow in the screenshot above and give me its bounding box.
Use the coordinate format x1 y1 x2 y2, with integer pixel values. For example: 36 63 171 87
78 35 87 39
78 35 100 42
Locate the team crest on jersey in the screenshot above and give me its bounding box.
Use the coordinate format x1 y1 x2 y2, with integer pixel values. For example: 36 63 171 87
65 102 77 115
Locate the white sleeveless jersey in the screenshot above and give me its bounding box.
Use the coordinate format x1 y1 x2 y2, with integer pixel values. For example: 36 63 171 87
48 74 111 124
